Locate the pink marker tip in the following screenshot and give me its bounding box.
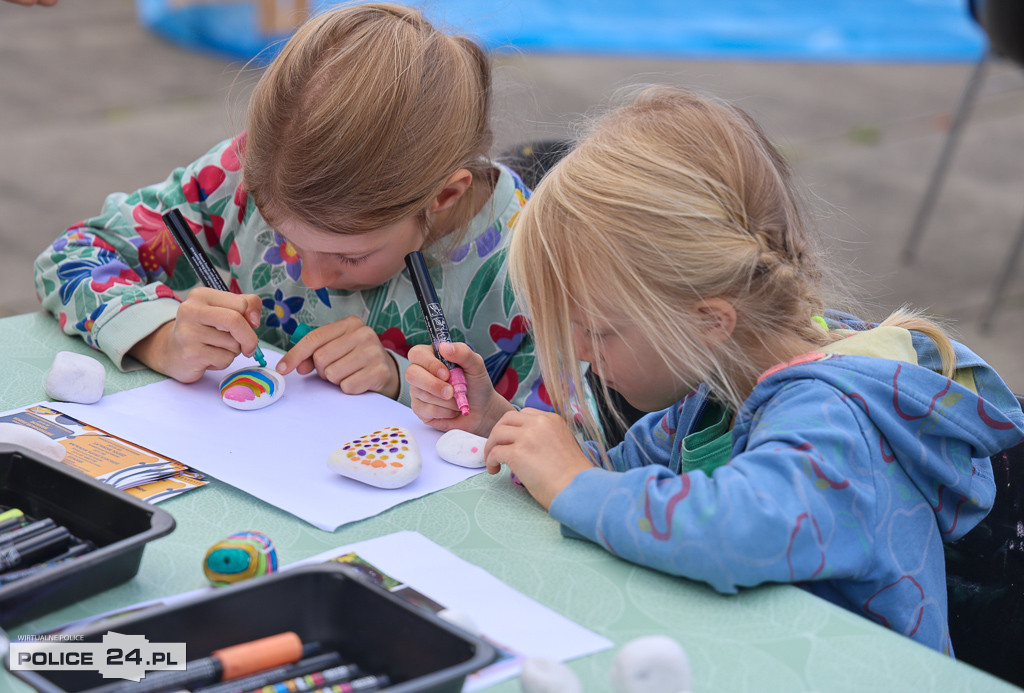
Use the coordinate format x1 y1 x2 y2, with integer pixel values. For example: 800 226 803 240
448 367 470 416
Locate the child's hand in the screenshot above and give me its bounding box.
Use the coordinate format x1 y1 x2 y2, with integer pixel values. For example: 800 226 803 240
484 408 593 510
129 287 263 383
406 341 514 436
276 316 400 399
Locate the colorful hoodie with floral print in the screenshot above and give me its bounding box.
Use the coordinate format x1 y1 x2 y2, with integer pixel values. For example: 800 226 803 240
33 134 549 409
550 311 1024 654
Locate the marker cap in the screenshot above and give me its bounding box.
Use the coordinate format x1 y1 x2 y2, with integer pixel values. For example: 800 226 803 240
213 631 303 680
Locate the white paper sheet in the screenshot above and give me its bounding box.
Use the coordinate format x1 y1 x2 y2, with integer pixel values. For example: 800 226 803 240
49 352 481 531
41 531 614 691
291 531 614 691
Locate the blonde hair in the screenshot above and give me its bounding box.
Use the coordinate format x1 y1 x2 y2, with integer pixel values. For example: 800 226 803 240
243 3 493 246
510 86 955 447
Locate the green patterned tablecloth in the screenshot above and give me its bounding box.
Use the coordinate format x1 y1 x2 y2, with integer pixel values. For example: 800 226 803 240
0 312 1016 692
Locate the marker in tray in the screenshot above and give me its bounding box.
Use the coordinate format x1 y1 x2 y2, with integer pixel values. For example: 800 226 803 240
0 543 92 586
0 508 95 584
83 632 307 693
191 649 344 693
0 527 72 573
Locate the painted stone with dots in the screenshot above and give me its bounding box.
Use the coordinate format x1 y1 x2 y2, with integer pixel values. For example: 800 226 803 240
435 429 487 468
218 367 285 410
203 530 278 586
327 426 421 489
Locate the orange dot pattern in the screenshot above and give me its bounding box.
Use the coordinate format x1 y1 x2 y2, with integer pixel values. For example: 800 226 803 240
339 427 411 469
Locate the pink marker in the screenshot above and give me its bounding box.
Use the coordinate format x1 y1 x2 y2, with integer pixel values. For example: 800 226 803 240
405 251 471 416
446 367 470 416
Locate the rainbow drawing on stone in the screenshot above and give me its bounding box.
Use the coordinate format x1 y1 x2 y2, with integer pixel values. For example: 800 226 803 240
218 366 286 410
203 530 278 586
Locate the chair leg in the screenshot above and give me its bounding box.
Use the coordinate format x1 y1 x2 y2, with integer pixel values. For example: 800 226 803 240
902 51 992 264
980 210 1024 333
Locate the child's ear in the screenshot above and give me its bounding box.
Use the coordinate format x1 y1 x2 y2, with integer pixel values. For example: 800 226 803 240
427 169 473 215
693 298 737 345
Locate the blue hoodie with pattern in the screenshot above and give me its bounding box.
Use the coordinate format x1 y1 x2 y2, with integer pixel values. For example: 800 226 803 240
549 313 1024 654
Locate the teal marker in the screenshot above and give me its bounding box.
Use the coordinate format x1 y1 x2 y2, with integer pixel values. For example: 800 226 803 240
291 322 314 345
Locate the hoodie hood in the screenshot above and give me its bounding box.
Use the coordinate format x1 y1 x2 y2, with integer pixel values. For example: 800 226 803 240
745 316 1024 541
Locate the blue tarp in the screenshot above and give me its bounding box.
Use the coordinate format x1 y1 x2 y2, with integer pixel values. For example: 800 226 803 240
137 0 986 65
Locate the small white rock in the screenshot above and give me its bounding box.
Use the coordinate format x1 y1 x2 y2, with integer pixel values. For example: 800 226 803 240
519 657 583 693
435 429 487 468
218 367 285 410
438 608 480 636
0 423 67 462
44 351 106 404
328 426 421 489
609 636 691 693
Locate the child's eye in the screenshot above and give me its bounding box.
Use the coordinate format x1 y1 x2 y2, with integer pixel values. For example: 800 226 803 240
338 253 371 266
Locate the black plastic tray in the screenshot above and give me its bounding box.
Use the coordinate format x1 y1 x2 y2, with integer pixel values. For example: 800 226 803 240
0 445 176 627
11 562 497 693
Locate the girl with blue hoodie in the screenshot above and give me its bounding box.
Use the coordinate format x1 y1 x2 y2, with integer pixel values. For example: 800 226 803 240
405 86 1024 655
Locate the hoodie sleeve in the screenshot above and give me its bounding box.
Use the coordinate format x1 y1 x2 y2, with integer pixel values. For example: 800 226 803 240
32 136 247 370
549 380 909 594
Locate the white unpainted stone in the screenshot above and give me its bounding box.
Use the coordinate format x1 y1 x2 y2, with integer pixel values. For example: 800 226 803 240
609 636 691 693
519 657 583 693
0 423 67 462
327 426 421 489
44 351 105 404
435 429 487 468
438 608 480 636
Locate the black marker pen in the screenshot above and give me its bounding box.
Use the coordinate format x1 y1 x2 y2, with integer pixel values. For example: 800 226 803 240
0 542 92 586
162 208 267 368
192 649 342 693
311 673 390 692
0 517 55 546
0 527 72 572
405 251 470 415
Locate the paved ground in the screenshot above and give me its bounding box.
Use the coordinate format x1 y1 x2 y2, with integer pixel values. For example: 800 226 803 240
2 0 1022 393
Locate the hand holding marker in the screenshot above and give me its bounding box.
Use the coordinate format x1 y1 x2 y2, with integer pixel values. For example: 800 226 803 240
405 251 470 416
161 208 267 368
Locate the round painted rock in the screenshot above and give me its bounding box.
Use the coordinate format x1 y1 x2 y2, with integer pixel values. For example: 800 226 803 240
203 530 278 586
327 426 421 489
218 367 285 410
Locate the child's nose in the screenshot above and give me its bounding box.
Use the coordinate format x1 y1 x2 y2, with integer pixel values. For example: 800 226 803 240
574 334 594 363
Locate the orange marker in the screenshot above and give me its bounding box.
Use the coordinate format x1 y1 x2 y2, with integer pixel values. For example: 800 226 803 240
86 631 304 693
213 631 302 681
